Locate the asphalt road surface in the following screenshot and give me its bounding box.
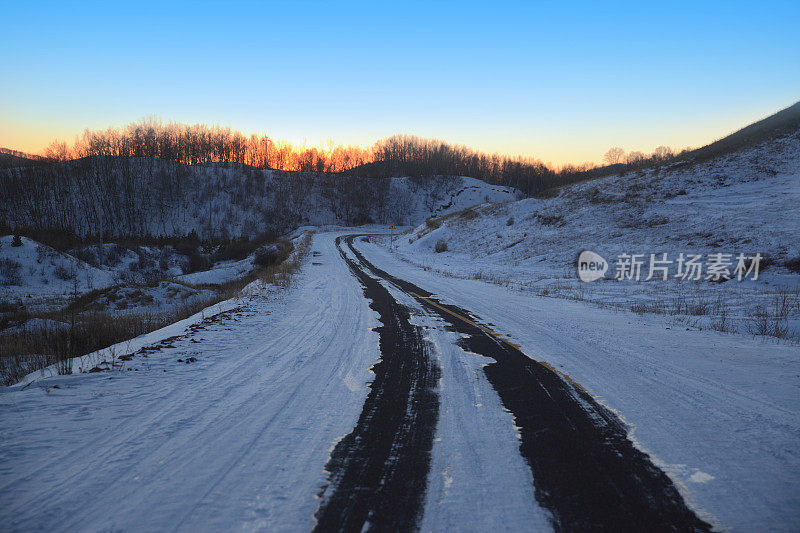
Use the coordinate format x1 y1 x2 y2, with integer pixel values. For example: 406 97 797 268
321 234 711 532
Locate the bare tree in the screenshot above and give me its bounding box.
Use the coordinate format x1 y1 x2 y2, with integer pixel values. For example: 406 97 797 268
653 146 674 161
626 151 646 165
603 147 625 165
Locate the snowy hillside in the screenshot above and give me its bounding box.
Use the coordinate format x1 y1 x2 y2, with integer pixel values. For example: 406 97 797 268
0 157 519 239
0 236 117 302
0 237 204 314
0 173 516 312
391 132 800 339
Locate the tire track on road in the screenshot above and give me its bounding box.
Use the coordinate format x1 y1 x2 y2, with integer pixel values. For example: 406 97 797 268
313 237 440 532
346 234 711 532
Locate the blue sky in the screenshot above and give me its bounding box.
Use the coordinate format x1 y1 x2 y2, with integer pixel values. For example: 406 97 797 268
1 0 798 165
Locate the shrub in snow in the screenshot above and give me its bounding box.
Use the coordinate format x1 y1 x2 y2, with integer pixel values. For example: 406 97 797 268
107 244 125 265
435 239 448 253
506 216 515 226
131 256 155 272
254 247 279 267
460 207 479 220
185 252 211 274
53 264 74 281
73 247 98 266
425 217 442 230
11 235 22 247
36 244 48 263
0 258 22 285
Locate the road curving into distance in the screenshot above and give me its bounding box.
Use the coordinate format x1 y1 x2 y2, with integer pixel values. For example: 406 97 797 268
322 234 712 532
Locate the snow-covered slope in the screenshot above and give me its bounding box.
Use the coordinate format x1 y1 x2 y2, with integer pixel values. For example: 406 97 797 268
399 175 521 222
0 237 253 315
0 157 520 239
81 281 216 315
393 132 800 338
0 236 116 299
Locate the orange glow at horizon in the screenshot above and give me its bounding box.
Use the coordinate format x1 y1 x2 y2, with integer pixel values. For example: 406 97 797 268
0 102 791 171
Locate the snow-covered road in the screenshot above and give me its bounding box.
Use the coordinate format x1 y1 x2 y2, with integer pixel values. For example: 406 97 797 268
1 232 381 531
1 230 798 531
352 235 800 532
341 234 709 531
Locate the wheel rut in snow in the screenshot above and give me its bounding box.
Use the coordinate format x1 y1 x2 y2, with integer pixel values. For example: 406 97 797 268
312 237 440 532
344 235 712 532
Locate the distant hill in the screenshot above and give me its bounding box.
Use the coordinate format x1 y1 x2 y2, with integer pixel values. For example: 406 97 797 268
0 155 519 241
396 118 800 338
0 148 52 169
555 101 800 187
677 101 800 165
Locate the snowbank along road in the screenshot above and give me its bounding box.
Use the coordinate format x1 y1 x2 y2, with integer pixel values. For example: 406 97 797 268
2 230 797 531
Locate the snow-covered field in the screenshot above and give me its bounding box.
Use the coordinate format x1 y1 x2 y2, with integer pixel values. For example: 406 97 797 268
393 133 800 340
2 230 797 531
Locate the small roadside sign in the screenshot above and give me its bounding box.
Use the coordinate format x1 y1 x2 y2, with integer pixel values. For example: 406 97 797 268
389 224 397 249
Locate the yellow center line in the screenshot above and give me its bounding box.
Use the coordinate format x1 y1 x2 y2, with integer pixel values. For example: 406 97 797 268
408 291 521 349
351 240 588 394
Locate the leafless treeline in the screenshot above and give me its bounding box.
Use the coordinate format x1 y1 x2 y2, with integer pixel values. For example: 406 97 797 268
0 156 433 242
373 135 562 194
30 118 711 205
40 119 574 194
1 157 190 239
43 118 372 172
